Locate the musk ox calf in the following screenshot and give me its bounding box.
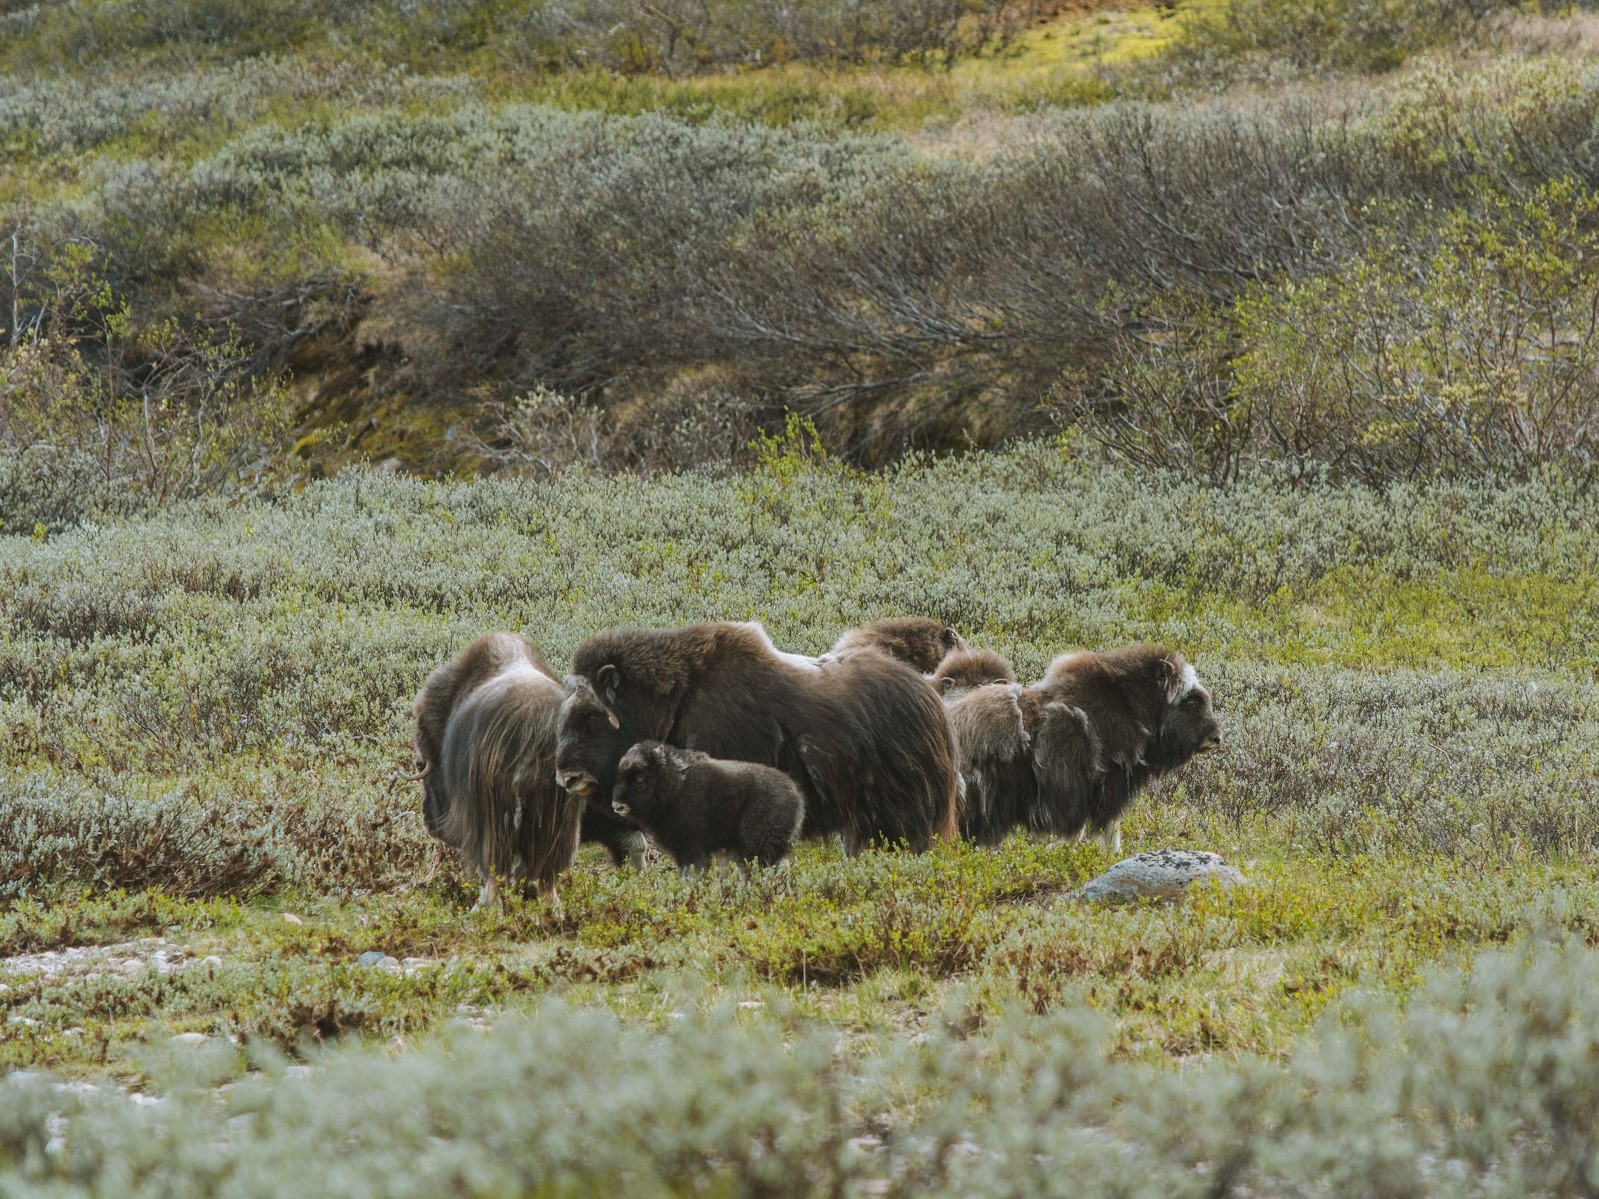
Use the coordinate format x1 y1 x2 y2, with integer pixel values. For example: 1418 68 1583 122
410 632 585 907
555 620 959 854
824 617 967 675
611 740 804 875
942 643 1221 853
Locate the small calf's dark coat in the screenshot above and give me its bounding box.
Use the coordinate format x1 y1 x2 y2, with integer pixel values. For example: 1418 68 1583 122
611 740 804 872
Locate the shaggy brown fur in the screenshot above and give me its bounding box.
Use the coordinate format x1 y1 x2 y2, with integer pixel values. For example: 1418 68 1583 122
948 643 1221 851
411 632 586 906
611 740 805 874
932 647 1017 694
556 621 959 853
825 617 967 675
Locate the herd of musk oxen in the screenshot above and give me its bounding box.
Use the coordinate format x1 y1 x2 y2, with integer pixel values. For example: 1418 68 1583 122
409 618 1223 907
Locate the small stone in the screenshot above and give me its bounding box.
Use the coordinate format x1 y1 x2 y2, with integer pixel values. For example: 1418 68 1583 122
1076 849 1248 904
120 958 147 975
170 1032 209 1048
202 955 223 967
357 952 400 971
281 913 303 925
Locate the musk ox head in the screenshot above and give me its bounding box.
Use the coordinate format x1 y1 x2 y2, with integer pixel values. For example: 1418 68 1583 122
554 666 624 798
933 647 1016 695
610 740 686 820
829 617 967 675
1153 656 1222 768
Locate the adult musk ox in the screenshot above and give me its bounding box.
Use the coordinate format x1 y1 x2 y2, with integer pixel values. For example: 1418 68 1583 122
611 740 805 875
411 632 646 906
824 617 967 675
555 621 959 853
942 643 1221 853
410 632 584 907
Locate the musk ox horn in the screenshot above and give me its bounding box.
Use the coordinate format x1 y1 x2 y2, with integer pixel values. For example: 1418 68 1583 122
396 761 433 783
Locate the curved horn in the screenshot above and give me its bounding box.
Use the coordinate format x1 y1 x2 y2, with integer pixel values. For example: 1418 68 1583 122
395 761 433 783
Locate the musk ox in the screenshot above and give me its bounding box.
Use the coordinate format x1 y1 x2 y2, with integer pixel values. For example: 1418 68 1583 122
611 740 805 875
944 643 1221 853
824 617 967 675
932 647 1016 695
555 620 959 853
410 631 585 907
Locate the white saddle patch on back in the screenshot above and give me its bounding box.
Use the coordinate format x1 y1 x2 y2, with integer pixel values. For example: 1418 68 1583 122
738 620 822 671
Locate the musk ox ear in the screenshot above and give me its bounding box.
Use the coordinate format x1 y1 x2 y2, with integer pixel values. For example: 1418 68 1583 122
938 675 956 696
595 663 621 715
1153 656 1180 698
1156 655 1196 703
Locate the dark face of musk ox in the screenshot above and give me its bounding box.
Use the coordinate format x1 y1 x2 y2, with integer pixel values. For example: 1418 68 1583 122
1155 662 1223 769
553 668 624 798
610 741 677 821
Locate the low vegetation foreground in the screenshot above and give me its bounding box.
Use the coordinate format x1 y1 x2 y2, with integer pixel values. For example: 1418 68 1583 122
2 445 1598 1192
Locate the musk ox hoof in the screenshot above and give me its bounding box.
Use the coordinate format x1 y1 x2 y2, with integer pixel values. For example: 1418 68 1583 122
1076 849 1247 904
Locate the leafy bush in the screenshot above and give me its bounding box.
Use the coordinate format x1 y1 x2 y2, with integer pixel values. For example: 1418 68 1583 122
15 47 1599 469
0 239 294 530
0 0 1048 77
1152 0 1511 80
1072 181 1599 484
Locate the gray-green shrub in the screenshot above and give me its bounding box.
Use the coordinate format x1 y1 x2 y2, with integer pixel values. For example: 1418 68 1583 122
3 452 1597 894
9 941 1599 1196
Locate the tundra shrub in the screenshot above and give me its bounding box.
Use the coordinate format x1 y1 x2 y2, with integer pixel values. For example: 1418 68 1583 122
0 241 294 530
1149 0 1512 81
0 0 1044 77
3 456 1597 894
11 943 1599 1196
1075 182 1599 484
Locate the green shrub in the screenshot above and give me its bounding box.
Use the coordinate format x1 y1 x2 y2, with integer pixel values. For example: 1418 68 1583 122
0 240 295 530
1148 0 1511 81
1072 180 1599 484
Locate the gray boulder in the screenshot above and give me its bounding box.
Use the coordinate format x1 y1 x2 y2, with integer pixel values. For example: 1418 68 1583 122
1077 849 1247 904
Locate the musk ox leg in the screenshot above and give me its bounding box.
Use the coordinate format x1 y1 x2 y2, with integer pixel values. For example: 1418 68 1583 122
474 871 501 910
1079 820 1123 855
618 830 649 871
582 802 650 870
